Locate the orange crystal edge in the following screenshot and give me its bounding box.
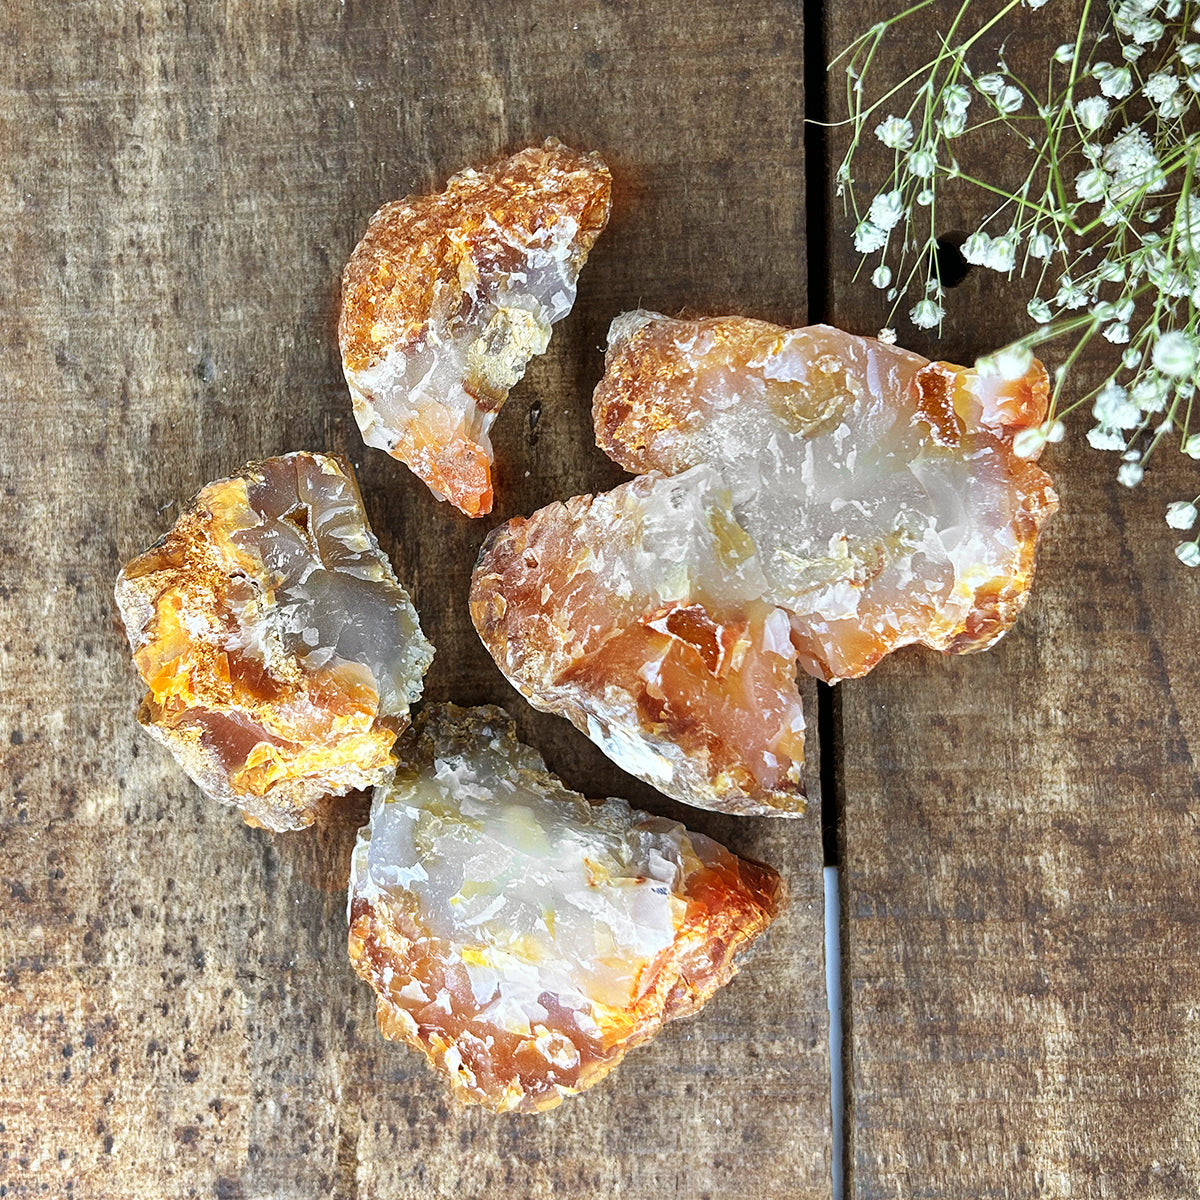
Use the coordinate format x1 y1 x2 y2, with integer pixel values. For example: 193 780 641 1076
115 453 399 832
347 844 784 1114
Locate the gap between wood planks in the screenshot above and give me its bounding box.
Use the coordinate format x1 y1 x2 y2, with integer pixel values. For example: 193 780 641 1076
803 0 849 1191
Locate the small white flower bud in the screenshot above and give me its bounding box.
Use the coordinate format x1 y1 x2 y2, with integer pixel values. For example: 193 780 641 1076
868 190 905 231
909 299 944 329
1118 461 1145 487
1175 540 1200 567
874 115 915 150
1166 501 1198 530
1152 331 1198 377
1012 427 1047 458
871 265 892 289
1184 433 1200 458
1074 96 1110 129
1027 298 1053 323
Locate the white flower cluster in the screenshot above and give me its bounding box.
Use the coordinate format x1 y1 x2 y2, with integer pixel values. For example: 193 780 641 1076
838 0 1200 562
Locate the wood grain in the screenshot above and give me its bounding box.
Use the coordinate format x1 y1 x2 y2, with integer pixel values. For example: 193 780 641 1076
823 4 1200 1196
0 3 828 1198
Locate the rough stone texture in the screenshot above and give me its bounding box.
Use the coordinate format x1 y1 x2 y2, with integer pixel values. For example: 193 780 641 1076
0 3 826 1198
594 311 1058 683
472 466 808 817
348 703 783 1113
115 452 433 832
339 141 612 518
827 3 1200 1196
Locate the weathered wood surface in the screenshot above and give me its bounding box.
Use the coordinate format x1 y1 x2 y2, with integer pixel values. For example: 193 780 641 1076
0 3 830 1198
824 3 1200 1197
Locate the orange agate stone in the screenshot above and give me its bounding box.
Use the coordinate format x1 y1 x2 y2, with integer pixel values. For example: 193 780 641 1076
472 312 1056 816
115 452 433 831
347 703 784 1113
471 469 808 816
339 140 612 517
593 312 1059 682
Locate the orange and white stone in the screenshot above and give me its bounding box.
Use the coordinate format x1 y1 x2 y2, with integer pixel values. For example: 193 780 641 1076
339 140 612 517
594 312 1059 682
115 452 433 831
472 312 1056 816
347 703 783 1113
471 469 807 816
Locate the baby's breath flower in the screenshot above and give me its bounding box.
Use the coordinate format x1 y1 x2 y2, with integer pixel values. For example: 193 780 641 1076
942 83 971 117
1132 371 1171 411
1046 419 1066 443
1028 297 1053 323
977 343 1033 380
1104 322 1131 343
872 264 892 289
1176 540 1200 566
1094 380 1143 427
1152 331 1198 377
976 73 1005 95
1102 127 1165 199
938 111 968 138
910 298 944 329
868 190 905 231
1180 43 1200 68
1173 196 1200 252
1185 433 1200 458
1056 276 1090 308
1028 232 1055 259
984 234 1017 271
995 85 1023 113
916 188 935 205
907 148 937 178
877 327 897 344
1075 95 1111 129
875 115 915 150
1166 500 1199 529
1075 167 1108 203
1054 43 1075 64
1098 64 1134 98
1012 426 1047 457
1144 70 1179 102
961 231 993 265
854 220 889 253
1118 460 1145 486
1088 425 1127 450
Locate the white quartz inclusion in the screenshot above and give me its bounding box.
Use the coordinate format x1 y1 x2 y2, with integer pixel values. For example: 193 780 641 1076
599 313 1057 681
230 453 433 715
350 706 699 1025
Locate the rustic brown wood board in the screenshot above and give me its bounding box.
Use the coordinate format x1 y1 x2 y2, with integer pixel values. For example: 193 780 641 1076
822 3 1200 1198
0 3 829 1199
3 1 1199 1198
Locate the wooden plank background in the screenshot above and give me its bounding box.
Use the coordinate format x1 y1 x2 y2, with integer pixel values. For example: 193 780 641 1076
0 3 829 1199
4 1 1200 1198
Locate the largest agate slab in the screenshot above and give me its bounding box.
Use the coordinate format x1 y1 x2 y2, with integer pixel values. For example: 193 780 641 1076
472 313 1057 816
